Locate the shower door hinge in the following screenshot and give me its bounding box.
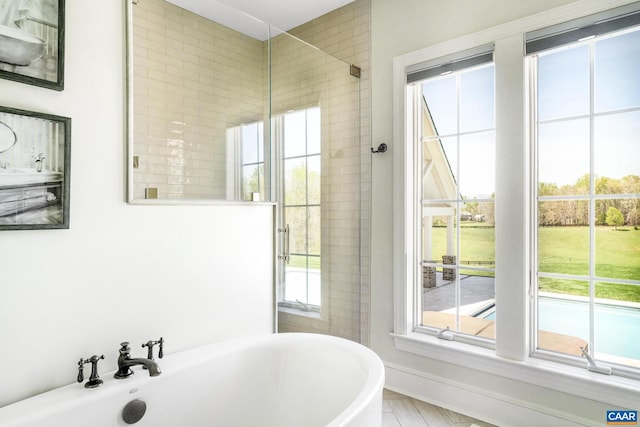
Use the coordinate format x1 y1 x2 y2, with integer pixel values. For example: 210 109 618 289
350 64 361 78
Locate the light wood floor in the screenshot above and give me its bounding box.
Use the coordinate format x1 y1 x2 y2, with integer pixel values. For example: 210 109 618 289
383 389 496 427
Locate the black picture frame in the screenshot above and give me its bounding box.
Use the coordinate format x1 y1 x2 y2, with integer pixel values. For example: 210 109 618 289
0 0 65 90
0 106 71 230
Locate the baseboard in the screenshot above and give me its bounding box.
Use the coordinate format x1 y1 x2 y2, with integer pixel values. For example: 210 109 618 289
384 362 597 427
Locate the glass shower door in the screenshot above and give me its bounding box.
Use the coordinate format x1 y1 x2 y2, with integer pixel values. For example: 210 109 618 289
271 28 363 341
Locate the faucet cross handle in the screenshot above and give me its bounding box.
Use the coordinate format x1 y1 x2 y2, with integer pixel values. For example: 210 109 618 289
119 342 132 357
77 354 105 388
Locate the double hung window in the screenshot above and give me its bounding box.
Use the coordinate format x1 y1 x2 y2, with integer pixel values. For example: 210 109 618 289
397 1 640 381
529 15 640 372
406 48 496 343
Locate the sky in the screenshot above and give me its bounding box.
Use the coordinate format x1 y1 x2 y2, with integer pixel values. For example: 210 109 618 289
421 27 640 194
422 64 495 198
537 29 640 186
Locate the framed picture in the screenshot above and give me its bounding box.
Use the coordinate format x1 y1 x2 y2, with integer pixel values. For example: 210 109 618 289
0 106 71 230
0 0 65 90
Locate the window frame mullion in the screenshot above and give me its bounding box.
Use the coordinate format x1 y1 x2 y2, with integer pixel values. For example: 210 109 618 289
588 38 597 358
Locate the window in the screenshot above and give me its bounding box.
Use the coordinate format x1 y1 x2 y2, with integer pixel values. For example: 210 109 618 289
278 107 321 309
407 55 496 343
226 121 265 201
240 122 265 201
394 1 640 388
530 25 640 371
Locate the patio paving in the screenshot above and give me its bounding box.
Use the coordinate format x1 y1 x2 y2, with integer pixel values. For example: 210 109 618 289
423 273 495 314
421 273 590 355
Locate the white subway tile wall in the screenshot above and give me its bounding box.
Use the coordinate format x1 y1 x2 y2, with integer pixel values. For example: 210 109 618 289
132 0 265 199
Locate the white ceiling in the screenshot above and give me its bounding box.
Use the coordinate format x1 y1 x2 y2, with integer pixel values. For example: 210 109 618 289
166 0 356 40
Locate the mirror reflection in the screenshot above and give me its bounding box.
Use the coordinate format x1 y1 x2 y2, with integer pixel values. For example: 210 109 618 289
0 121 16 153
127 0 270 202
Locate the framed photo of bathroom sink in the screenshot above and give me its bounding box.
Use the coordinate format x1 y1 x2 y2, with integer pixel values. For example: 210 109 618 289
0 105 71 230
0 0 65 91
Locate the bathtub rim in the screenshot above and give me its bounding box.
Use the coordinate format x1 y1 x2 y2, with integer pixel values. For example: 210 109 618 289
0 332 385 426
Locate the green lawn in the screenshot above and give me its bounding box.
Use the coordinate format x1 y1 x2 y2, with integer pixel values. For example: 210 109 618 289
288 254 320 270
538 226 640 280
430 225 495 264
538 226 640 302
538 277 640 302
430 225 640 302
539 227 640 280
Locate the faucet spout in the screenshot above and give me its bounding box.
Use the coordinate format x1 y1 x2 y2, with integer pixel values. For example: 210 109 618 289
116 357 161 377
114 342 161 379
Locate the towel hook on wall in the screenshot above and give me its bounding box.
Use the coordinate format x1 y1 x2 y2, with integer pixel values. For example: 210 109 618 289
371 143 387 154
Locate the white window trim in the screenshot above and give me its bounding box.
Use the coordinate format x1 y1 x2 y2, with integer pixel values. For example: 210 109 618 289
391 0 640 409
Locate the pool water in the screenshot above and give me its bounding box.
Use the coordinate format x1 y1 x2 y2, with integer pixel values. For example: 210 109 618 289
483 297 640 360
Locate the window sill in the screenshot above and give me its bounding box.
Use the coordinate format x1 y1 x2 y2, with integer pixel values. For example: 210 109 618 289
391 331 640 409
277 305 321 320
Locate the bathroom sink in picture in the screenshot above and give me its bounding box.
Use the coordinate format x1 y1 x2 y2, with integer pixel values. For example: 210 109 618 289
0 168 62 186
0 167 29 173
0 24 46 66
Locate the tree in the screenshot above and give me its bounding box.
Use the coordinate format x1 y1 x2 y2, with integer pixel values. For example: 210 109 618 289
626 208 639 227
537 175 640 226
465 200 479 216
605 206 624 230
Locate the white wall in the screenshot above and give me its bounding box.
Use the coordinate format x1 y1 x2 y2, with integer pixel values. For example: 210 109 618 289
370 0 634 425
0 0 273 407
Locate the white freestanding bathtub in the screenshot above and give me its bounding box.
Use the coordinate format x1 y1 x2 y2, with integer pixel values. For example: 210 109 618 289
0 333 384 427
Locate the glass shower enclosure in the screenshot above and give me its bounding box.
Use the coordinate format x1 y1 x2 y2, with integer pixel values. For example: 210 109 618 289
127 0 367 344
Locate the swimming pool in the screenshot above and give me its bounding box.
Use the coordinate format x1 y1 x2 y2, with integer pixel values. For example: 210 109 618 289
482 297 640 360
